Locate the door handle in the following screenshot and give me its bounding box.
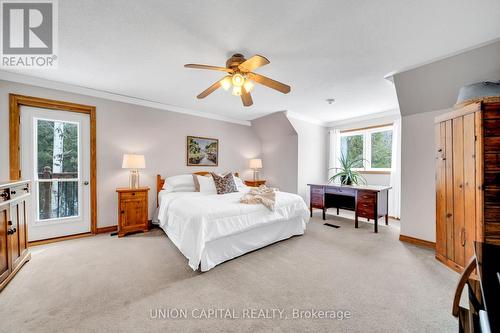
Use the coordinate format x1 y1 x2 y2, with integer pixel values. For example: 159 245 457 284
83 181 89 185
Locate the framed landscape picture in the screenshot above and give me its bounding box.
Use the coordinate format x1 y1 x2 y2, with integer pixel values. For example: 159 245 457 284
187 136 219 166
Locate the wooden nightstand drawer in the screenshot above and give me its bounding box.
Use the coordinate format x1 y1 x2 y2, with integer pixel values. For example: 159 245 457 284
116 187 149 237
120 191 146 200
244 180 266 187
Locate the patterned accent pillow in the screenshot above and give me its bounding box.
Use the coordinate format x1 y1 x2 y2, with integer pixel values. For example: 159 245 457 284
211 172 238 195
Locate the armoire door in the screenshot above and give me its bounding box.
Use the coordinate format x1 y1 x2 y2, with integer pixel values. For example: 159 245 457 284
452 117 466 267
462 113 477 262
435 121 447 258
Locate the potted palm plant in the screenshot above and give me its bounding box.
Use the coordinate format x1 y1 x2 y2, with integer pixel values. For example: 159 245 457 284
328 154 366 185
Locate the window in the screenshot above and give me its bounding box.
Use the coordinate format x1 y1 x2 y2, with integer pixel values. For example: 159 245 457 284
35 118 80 221
338 125 393 171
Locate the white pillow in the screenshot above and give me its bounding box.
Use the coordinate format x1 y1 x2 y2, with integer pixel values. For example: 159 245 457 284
197 175 217 194
232 175 247 191
162 174 196 192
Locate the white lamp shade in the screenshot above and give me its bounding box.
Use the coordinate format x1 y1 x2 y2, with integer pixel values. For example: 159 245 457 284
249 158 262 169
122 154 146 169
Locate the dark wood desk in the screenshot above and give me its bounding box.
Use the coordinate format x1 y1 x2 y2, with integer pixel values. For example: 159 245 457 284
307 183 391 233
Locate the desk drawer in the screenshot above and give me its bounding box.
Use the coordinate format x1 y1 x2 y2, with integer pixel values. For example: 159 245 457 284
357 190 376 204
310 186 324 195
325 187 355 196
311 194 324 208
357 202 375 219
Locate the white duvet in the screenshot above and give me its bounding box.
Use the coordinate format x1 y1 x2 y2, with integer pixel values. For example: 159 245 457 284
157 189 310 270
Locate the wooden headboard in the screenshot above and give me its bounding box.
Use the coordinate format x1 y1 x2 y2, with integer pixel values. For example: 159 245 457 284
156 172 239 207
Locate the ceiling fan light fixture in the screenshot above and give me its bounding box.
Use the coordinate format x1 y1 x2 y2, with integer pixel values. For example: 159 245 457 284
243 80 254 93
221 77 232 91
232 86 242 96
232 74 244 87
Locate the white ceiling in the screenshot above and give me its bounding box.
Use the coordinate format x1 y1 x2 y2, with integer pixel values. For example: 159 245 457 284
4 0 500 124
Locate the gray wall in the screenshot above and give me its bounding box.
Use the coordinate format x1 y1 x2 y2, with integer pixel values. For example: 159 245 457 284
400 109 448 241
394 40 500 242
251 112 298 193
394 40 500 116
288 117 328 202
0 80 261 228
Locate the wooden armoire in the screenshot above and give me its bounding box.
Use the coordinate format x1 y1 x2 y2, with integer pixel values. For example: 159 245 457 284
435 100 500 272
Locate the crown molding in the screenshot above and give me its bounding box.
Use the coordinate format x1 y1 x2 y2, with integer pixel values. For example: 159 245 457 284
0 71 252 126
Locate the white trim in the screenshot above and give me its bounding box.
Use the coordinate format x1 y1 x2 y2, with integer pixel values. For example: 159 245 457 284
0 71 252 126
326 109 400 128
384 37 500 80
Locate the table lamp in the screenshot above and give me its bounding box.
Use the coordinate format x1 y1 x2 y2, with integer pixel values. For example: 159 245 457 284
249 158 262 181
122 154 145 189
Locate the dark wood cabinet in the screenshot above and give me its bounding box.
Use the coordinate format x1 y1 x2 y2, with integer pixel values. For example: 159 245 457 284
435 101 500 273
0 180 31 291
116 187 149 237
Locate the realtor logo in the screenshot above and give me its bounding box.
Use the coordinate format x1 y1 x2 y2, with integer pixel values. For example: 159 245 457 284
1 0 58 68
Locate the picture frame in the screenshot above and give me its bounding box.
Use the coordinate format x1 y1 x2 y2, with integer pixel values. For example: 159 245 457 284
186 136 219 166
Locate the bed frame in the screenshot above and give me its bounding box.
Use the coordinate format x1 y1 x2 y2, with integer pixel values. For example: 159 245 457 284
156 172 239 206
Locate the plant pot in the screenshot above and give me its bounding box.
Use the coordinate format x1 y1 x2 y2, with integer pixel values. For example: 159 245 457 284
340 176 352 185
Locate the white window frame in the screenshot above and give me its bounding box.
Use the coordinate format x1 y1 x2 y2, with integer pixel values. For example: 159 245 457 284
337 125 393 172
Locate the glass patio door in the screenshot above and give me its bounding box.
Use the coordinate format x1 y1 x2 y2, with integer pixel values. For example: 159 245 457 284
21 106 90 241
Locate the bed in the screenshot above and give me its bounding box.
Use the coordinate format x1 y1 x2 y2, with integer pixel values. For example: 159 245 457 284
156 172 310 271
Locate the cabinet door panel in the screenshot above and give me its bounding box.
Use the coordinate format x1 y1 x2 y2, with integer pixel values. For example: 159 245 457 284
445 120 455 260
0 206 9 284
9 203 20 269
120 199 147 228
452 117 465 267
463 113 476 262
435 122 447 257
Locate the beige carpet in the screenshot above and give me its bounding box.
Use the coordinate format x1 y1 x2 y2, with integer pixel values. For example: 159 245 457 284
0 213 458 333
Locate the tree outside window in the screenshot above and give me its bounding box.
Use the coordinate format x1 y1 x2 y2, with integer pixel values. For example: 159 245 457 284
338 126 393 170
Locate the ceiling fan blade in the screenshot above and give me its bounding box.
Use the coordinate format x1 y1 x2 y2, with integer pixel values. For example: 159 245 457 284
185 64 233 73
247 72 291 94
241 91 253 107
238 55 270 72
197 76 229 99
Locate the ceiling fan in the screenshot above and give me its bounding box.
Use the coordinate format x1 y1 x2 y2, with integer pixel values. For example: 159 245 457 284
184 53 291 107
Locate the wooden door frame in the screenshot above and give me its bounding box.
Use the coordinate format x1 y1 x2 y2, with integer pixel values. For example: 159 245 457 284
9 94 97 234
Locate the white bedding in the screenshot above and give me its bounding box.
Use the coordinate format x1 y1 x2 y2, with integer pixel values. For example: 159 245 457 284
157 189 310 270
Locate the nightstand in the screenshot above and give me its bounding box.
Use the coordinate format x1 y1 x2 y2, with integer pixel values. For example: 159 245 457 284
244 180 266 187
116 187 149 237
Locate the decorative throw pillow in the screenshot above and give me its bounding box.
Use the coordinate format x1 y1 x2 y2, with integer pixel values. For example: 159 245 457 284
197 175 217 194
211 172 238 195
